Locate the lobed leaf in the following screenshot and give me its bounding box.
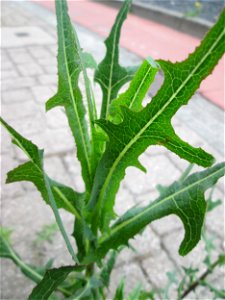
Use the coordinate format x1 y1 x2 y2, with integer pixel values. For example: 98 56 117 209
100 250 117 287
46 0 97 192
28 266 79 300
109 57 159 124
87 10 225 231
93 163 225 260
0 227 44 283
95 0 138 119
0 117 79 263
113 279 125 300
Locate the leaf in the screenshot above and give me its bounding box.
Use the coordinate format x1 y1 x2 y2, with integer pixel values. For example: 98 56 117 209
87 10 225 231
28 266 78 300
93 163 225 260
109 57 159 124
0 227 43 283
94 0 138 118
100 250 117 287
46 0 98 192
126 284 142 300
0 117 79 263
6 162 84 217
113 279 125 300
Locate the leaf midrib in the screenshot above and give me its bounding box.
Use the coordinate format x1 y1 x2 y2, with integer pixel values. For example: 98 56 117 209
105 2 128 117
97 27 225 213
58 1 92 182
129 65 152 109
99 166 224 244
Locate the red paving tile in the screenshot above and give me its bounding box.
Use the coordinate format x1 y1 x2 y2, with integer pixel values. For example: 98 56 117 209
37 0 224 110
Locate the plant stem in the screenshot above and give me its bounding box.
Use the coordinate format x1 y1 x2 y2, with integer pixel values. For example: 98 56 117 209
85 263 94 277
181 256 222 298
180 164 194 181
44 173 79 264
8 244 71 296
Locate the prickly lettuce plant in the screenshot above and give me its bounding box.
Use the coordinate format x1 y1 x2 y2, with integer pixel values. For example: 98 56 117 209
1 0 225 298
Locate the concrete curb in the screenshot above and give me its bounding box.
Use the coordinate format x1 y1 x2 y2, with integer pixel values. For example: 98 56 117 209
96 0 213 38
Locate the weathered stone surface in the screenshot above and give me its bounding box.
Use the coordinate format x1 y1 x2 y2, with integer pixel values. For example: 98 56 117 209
141 251 175 289
108 263 151 298
17 62 43 76
2 88 34 104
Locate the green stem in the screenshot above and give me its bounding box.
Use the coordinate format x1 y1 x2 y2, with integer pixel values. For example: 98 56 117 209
181 256 222 298
7 242 71 296
180 164 194 182
44 173 79 264
85 263 94 277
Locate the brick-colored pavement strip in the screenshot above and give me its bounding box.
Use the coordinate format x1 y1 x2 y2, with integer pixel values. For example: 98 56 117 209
1 2 224 299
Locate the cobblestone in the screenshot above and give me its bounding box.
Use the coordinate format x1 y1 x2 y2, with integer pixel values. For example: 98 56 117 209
17 62 43 76
2 88 34 104
109 263 151 298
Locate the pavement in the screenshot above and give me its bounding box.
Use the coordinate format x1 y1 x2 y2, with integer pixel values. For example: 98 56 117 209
1 1 224 299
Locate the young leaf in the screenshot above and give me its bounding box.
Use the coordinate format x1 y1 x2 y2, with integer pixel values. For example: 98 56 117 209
0 117 79 263
94 163 225 260
6 163 84 217
95 0 138 118
46 0 97 192
28 266 79 300
109 57 159 124
113 279 125 300
100 250 117 287
87 10 225 231
0 227 42 283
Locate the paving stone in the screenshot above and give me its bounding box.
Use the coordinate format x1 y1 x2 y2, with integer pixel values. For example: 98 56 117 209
46 107 69 129
2 69 20 79
31 85 56 104
17 62 43 76
141 251 175 289
205 188 224 241
1 60 14 70
1 260 34 300
114 185 136 216
47 45 57 56
2 88 34 104
124 154 181 195
30 128 75 156
37 57 57 67
11 112 47 138
116 226 162 267
13 127 74 162
1 101 41 121
108 263 151 299
1 153 24 200
162 230 222 274
44 156 74 187
8 48 34 64
38 74 57 85
28 46 53 59
63 154 85 192
1 125 13 154
2 76 37 91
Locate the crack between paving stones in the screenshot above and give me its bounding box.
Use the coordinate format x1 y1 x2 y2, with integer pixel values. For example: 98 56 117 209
150 226 183 276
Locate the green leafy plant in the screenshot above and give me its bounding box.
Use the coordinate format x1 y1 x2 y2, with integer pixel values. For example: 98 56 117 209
1 0 224 298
